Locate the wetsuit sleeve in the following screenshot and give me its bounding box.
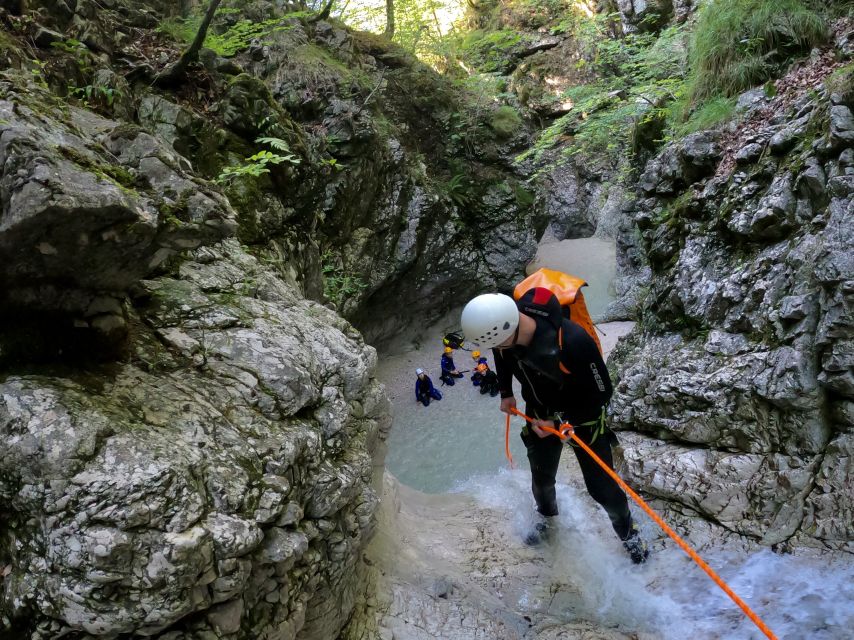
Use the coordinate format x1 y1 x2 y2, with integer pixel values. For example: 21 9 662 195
415 379 422 400
493 348 515 398
441 355 451 372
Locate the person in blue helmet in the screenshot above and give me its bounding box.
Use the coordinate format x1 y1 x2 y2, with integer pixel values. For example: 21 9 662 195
440 347 465 386
415 368 442 406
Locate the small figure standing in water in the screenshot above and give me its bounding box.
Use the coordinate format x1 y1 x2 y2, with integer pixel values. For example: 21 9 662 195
415 368 442 406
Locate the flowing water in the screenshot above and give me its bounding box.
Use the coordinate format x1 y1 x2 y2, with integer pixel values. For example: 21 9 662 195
377 237 854 639
459 469 854 640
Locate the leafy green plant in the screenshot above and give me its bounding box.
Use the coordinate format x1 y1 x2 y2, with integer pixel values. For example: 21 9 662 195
50 37 91 73
320 157 346 171
29 59 47 88
159 15 292 57
442 173 474 208
216 137 300 184
67 84 121 108
518 17 690 171
321 251 368 307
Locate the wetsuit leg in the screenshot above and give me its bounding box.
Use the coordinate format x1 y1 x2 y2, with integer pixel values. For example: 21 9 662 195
520 405 563 517
430 388 443 400
570 426 632 539
420 396 430 406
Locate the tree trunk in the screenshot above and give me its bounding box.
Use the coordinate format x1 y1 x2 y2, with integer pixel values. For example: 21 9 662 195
154 0 222 87
309 0 334 22
384 0 395 39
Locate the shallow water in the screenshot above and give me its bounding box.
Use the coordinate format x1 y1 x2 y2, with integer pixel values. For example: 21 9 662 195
380 346 531 494
457 469 854 640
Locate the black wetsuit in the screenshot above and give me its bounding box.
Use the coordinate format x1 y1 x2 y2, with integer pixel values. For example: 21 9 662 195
494 314 633 540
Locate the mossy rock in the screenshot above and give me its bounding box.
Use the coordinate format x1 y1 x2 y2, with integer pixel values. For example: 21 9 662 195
459 29 528 74
489 106 523 139
826 63 854 105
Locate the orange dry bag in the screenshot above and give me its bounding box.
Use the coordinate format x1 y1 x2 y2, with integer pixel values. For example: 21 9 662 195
513 268 602 355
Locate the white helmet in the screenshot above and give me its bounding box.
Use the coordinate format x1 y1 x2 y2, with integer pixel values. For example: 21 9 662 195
461 293 519 349
415 368 425 376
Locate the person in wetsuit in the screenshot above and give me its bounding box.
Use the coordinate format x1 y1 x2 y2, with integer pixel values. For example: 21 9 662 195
479 365 499 397
470 351 483 386
415 368 442 406
440 347 464 386
460 290 648 563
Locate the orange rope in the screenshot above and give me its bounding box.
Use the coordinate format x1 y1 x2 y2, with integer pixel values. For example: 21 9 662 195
504 414 514 469
507 407 778 640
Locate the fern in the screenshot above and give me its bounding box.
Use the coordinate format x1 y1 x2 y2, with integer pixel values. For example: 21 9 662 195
255 136 292 152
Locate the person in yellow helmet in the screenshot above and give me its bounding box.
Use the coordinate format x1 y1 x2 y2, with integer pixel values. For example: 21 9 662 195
471 351 489 387
440 346 464 386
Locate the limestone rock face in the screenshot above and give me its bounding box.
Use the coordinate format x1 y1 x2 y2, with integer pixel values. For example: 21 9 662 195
609 80 854 552
1 240 391 639
0 87 235 322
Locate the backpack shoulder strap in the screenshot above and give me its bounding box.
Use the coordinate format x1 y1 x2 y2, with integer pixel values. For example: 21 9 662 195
557 325 571 375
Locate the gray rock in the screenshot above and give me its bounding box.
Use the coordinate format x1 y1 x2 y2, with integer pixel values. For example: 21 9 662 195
769 114 810 154
137 94 196 151
829 105 854 149
679 131 721 177
610 85 854 552
0 241 390 638
617 0 674 33
736 88 770 115
797 158 826 199
735 142 765 165
0 94 234 323
727 173 796 240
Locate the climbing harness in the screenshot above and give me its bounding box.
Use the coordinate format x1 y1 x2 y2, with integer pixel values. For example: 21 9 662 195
505 407 779 640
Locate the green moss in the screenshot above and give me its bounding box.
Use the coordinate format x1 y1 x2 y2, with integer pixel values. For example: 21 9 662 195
513 182 535 208
221 175 267 244
158 191 191 228
489 105 523 139
57 145 142 194
458 29 525 73
826 63 854 103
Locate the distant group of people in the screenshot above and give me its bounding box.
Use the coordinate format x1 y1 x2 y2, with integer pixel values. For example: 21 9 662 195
414 346 499 407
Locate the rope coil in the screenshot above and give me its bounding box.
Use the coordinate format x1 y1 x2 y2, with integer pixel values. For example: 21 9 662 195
506 407 778 640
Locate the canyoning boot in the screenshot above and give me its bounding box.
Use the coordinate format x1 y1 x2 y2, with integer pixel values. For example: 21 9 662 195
524 516 554 546
622 524 649 564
